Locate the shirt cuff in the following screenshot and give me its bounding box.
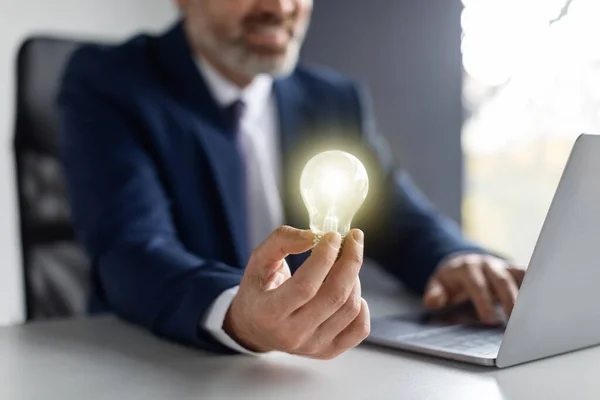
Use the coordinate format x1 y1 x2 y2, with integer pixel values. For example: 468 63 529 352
201 286 269 356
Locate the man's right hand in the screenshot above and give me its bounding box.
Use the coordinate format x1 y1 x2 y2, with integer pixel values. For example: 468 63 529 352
223 226 370 360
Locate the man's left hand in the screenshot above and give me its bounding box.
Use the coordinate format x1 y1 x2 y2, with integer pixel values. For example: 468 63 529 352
423 254 526 324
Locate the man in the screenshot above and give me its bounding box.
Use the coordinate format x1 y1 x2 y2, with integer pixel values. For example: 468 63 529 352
58 0 524 358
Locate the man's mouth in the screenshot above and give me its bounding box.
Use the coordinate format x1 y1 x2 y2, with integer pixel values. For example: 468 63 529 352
244 25 293 53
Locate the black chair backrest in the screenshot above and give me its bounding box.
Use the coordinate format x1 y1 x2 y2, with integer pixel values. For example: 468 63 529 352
15 37 90 320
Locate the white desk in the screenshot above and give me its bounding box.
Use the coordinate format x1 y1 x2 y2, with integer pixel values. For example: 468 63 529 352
1 266 599 400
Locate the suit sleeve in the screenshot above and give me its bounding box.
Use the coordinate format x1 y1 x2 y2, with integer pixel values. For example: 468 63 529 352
58 48 243 353
347 84 488 294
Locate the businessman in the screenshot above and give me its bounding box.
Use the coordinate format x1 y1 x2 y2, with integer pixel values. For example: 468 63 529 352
58 0 525 358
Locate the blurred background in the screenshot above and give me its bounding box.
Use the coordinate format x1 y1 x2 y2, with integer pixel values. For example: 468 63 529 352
461 0 600 265
0 0 595 325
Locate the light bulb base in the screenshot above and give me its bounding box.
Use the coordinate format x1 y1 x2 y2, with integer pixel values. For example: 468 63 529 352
312 232 324 246
313 232 348 245
312 232 346 259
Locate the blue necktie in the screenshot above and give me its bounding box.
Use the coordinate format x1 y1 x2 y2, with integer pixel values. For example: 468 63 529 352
224 100 245 135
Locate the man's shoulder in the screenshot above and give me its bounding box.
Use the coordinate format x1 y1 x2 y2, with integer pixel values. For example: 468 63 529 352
292 63 360 97
60 33 160 96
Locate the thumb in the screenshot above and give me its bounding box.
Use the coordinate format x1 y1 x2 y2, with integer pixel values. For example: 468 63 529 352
246 226 314 281
423 278 448 310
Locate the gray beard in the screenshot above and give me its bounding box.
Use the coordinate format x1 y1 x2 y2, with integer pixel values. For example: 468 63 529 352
190 15 307 79
214 39 302 79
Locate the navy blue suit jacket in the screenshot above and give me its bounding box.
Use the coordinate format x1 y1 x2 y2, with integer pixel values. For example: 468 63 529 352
58 22 485 353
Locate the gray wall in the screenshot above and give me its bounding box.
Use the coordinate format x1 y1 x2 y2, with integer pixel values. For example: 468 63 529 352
302 0 464 223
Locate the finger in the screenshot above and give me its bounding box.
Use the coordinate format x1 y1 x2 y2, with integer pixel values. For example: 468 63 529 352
447 292 469 306
483 261 519 319
461 265 497 324
247 226 314 283
317 298 371 360
507 266 526 287
250 226 314 265
423 278 448 309
302 279 362 354
262 259 292 291
292 229 364 326
274 232 342 314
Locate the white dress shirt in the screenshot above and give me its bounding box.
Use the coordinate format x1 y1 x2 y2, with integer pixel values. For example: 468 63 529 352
197 58 284 354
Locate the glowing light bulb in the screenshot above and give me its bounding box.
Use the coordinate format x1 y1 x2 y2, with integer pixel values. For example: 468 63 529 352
300 150 369 240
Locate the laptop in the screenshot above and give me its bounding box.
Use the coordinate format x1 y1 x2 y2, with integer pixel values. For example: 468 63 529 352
367 133 600 368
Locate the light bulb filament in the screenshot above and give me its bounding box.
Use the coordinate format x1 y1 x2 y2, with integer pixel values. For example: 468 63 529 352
323 206 339 233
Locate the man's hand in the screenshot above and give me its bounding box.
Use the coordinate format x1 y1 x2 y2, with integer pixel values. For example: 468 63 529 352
223 226 370 359
423 254 526 324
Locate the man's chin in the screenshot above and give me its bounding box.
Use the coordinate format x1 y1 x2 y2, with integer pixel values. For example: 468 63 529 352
242 52 298 77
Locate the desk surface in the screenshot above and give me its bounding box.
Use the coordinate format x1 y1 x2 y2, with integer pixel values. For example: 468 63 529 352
1 267 599 400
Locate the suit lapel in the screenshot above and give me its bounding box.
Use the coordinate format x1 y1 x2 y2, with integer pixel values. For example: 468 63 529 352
152 21 225 128
192 117 248 264
154 22 249 264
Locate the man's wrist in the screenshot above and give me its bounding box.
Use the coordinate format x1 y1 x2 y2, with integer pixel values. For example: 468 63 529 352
223 302 270 353
202 286 269 355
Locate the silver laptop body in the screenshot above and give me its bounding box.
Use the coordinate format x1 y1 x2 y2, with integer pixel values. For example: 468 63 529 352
367 133 600 368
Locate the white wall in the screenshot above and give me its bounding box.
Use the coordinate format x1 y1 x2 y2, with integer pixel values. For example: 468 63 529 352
0 0 178 325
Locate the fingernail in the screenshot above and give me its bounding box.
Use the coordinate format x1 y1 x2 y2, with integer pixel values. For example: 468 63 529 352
353 230 364 245
327 232 342 248
301 230 314 240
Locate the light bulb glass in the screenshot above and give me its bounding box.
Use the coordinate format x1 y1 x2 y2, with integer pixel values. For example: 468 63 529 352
300 150 369 238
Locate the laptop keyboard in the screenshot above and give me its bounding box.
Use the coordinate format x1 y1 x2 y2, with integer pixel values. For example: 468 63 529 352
400 326 504 356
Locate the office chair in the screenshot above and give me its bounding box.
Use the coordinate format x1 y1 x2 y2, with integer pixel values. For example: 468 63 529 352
14 37 90 320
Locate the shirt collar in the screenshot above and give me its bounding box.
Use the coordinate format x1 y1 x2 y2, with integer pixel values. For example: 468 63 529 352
195 57 273 119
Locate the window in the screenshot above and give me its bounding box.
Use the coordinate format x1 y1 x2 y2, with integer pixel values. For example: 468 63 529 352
461 0 600 264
